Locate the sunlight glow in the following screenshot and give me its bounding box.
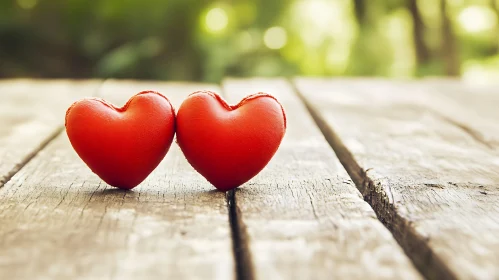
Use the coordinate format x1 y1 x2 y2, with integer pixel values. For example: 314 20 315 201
205 8 228 33
458 6 497 33
292 0 356 48
301 0 336 30
263 27 288 50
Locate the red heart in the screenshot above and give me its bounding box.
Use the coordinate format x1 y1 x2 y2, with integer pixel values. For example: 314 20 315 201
65 91 175 190
176 91 286 191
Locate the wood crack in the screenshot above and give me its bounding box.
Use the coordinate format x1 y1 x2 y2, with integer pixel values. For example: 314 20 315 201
428 109 495 150
305 184 320 220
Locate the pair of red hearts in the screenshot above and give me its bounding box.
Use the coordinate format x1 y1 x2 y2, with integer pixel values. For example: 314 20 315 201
65 91 286 191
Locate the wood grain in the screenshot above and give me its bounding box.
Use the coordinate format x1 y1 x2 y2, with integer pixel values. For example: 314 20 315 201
416 79 499 149
0 79 101 186
295 78 499 280
0 80 234 280
222 78 422 280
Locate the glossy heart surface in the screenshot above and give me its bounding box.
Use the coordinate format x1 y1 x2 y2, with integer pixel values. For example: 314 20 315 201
176 91 286 191
65 91 175 189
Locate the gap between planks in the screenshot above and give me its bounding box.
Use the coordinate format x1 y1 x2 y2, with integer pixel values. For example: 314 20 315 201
0 126 63 188
227 190 255 280
223 78 422 280
0 80 235 280
290 79 465 280
219 85 255 280
0 80 105 189
1 78 429 279
0 79 252 280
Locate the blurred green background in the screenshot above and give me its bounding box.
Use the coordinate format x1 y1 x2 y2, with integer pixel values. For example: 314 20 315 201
1 0 499 83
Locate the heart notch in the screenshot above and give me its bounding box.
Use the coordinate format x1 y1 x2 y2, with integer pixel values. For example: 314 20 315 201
65 91 176 190
176 91 286 191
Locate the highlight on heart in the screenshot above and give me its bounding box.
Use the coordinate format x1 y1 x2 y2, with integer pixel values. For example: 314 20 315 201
65 90 286 191
65 91 176 190
176 91 286 191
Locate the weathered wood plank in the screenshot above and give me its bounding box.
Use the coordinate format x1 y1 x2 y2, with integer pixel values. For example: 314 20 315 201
319 78 499 149
418 79 499 149
0 80 234 279
222 78 422 280
295 78 499 280
0 79 102 186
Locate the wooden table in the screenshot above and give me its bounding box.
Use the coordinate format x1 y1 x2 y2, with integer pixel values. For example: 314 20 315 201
0 78 497 280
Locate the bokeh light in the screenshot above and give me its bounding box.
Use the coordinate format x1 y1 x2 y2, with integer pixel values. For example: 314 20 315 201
263 27 288 50
205 8 228 33
3 0 499 83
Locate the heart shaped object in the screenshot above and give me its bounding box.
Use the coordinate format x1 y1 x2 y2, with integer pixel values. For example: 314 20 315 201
65 91 175 189
176 91 286 191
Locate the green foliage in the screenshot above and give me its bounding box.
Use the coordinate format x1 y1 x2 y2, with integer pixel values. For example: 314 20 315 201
1 0 499 82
